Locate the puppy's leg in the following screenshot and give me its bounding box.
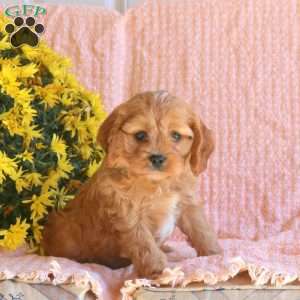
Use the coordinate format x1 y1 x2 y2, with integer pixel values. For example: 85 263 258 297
120 223 167 277
178 204 222 256
42 214 83 260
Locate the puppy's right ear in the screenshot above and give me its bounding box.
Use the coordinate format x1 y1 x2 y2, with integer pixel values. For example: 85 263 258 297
97 108 120 152
190 118 215 176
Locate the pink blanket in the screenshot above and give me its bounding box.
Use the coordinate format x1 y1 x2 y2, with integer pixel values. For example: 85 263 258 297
1 0 300 299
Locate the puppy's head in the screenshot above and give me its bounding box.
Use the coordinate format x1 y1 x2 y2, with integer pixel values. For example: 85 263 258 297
98 91 214 180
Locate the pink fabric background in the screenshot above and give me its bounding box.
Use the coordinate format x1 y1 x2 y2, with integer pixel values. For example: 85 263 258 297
1 0 300 299
40 0 300 243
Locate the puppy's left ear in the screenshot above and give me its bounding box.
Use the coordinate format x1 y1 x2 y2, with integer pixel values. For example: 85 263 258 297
97 108 120 152
190 118 215 176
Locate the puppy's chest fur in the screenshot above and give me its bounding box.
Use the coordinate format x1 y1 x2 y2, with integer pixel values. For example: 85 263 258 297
157 194 179 242
145 191 180 243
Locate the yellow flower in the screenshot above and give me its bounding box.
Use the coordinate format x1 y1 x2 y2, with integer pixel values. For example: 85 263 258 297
85 116 100 142
0 34 11 50
61 91 74 106
0 173 4 186
51 134 67 158
35 83 64 108
0 103 38 139
24 172 43 187
90 95 106 122
77 121 89 144
47 59 71 80
21 44 41 61
61 114 77 137
1 117 23 136
23 193 54 221
14 88 34 106
0 64 20 93
57 156 73 179
41 170 60 193
0 105 25 137
87 160 100 177
0 218 30 250
35 142 46 150
9 167 30 193
80 144 92 160
16 150 34 163
32 221 43 244
18 63 38 78
0 13 107 250
23 124 42 147
51 187 74 209
0 151 18 184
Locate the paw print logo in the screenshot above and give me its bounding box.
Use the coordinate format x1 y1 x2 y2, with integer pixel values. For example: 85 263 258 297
5 16 44 48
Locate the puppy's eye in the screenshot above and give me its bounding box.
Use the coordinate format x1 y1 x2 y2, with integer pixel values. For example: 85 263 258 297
135 131 148 141
171 131 181 142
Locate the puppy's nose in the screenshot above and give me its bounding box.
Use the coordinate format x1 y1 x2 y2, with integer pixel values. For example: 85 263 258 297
149 154 167 169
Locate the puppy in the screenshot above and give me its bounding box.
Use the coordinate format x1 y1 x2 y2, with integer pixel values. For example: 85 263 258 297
42 91 222 277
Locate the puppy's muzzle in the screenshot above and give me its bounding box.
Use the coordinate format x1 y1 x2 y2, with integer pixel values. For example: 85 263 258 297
149 154 167 169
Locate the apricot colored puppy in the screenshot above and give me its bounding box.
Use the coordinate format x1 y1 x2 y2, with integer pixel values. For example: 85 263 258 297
42 91 222 277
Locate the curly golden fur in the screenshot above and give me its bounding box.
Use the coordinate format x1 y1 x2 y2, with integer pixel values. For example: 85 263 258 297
42 91 222 277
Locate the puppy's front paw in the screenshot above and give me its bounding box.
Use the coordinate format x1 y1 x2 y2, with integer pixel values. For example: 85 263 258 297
137 251 167 278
